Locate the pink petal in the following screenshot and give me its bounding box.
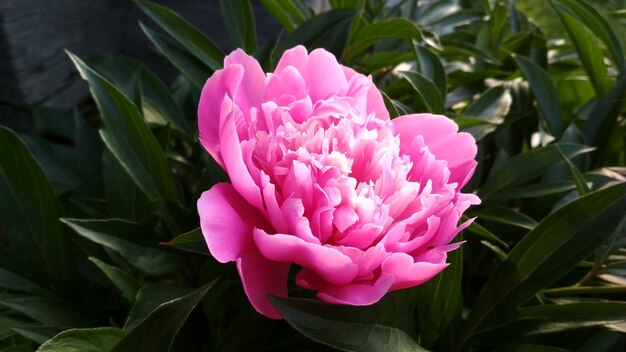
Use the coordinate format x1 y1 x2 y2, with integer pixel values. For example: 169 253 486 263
237 248 290 319
316 273 395 305
382 252 448 290
253 228 358 285
197 183 267 263
394 114 478 187
219 98 264 210
223 49 266 116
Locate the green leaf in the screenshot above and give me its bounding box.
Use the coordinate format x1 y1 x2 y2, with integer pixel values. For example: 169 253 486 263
88 257 141 302
416 243 463 349
0 268 50 295
88 55 191 135
461 86 511 140
0 127 72 289
554 10 610 95
270 296 428 352
349 18 422 60
414 44 447 99
260 0 310 32
139 23 211 89
582 75 626 157
220 0 257 52
102 151 154 222
555 144 590 195
164 228 209 255
551 0 625 73
123 284 196 330
459 182 626 350
37 328 124 352
281 9 356 59
68 52 180 204
479 143 593 199
11 326 63 345
513 54 564 138
471 207 537 230
112 281 215 352
134 0 223 71
400 71 445 114
61 218 180 276
0 296 93 327
472 302 626 348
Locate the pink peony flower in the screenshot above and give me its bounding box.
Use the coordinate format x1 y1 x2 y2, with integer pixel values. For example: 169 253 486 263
197 46 480 319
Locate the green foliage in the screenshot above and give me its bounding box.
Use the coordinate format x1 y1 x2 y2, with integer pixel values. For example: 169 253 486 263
0 0 625 351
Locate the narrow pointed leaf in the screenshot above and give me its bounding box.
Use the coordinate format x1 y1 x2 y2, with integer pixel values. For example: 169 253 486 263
165 228 209 255
140 23 211 89
220 0 257 52
414 44 447 98
37 328 124 352
61 218 180 276
400 71 445 114
460 182 626 349
0 127 72 289
112 281 215 352
513 55 564 138
88 257 141 302
270 296 428 352
68 52 180 203
134 0 223 70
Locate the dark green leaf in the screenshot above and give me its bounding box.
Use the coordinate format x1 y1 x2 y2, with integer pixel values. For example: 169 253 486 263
270 296 427 352
102 151 155 222
112 281 215 352
513 54 564 138
11 326 63 345
554 10 610 95
164 228 209 255
134 0 223 70
220 0 257 52
349 18 422 60
414 44 447 98
259 0 311 32
0 268 50 295
400 71 445 114
0 296 93 327
551 0 625 73
61 218 180 276
582 76 626 157
68 52 180 204
123 284 197 330
139 23 212 89
0 127 72 289
472 302 626 348
460 182 626 349
88 257 141 302
479 143 593 199
471 207 537 230
416 243 463 349
37 327 124 352
88 55 191 135
282 9 356 59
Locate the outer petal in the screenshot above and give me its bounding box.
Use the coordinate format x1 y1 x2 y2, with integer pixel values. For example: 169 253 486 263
197 183 266 263
198 49 265 166
394 114 477 187
315 273 395 305
382 252 448 291
253 228 358 285
237 248 290 319
219 97 264 210
273 46 348 103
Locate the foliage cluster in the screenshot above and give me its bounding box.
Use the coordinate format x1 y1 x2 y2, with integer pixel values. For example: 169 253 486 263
0 0 625 351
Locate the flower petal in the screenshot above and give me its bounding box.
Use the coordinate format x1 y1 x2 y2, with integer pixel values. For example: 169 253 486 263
237 248 290 319
253 228 358 285
394 114 478 187
382 252 448 290
197 183 267 263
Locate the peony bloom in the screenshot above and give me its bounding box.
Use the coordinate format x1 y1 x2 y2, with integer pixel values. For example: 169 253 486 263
197 46 480 319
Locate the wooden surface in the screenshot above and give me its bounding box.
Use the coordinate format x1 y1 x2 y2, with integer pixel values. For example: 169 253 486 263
0 0 281 130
